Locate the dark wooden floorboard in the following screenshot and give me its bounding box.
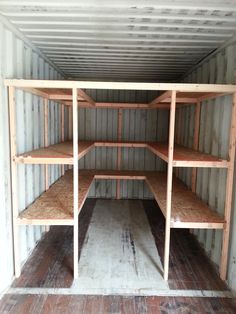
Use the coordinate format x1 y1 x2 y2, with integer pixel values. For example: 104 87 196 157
143 200 229 291
1 199 236 313
12 199 96 288
0 295 235 313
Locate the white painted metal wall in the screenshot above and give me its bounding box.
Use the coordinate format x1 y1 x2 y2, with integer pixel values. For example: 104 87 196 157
78 89 169 198
0 20 64 293
179 41 236 292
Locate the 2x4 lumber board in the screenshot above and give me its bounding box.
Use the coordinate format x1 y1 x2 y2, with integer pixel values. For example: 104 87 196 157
191 101 201 193
56 101 170 109
44 98 49 190
164 90 176 281
61 105 65 175
150 91 172 105
164 97 197 103
150 91 198 106
145 173 225 229
77 88 95 106
4 80 236 93
44 98 50 233
220 93 236 281
79 169 147 180
48 95 84 101
95 141 147 148
20 87 49 99
73 87 79 279
116 108 122 200
17 171 94 225
148 143 229 168
198 92 228 102
8 86 21 278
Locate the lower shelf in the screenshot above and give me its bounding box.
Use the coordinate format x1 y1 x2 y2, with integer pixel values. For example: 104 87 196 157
17 170 225 229
145 174 225 229
17 171 94 225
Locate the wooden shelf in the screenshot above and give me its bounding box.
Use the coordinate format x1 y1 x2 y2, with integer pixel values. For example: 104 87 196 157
148 143 229 168
146 173 225 229
17 170 94 225
17 169 224 229
150 90 228 106
14 141 94 164
14 141 228 168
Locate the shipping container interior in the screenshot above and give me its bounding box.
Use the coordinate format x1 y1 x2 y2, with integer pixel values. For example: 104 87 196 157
0 0 236 312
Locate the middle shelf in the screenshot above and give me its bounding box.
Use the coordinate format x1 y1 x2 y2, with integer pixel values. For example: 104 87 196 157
18 169 225 229
14 141 229 168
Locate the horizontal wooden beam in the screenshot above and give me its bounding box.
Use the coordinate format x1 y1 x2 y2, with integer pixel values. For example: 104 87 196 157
5 80 236 93
48 95 84 101
64 101 171 109
20 87 49 99
163 97 198 103
150 91 172 105
198 92 228 102
78 88 96 106
171 222 225 229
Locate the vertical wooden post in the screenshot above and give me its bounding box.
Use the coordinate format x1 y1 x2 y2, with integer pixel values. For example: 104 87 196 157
220 93 236 280
61 104 65 175
44 98 49 190
44 98 50 233
8 86 21 277
174 108 179 178
116 108 122 199
73 88 79 280
164 90 176 281
191 101 201 192
69 106 73 170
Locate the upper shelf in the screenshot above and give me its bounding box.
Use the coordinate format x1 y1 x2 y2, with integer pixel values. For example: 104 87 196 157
17 169 225 229
14 141 229 168
149 90 228 107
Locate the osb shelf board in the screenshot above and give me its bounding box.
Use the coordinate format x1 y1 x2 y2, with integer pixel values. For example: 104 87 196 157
146 173 225 229
14 141 228 168
148 143 229 168
17 169 225 229
17 170 94 225
14 141 94 164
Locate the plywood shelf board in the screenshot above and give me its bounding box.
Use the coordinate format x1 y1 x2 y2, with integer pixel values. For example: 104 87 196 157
18 169 224 229
148 143 228 168
146 173 225 229
14 141 94 164
150 91 230 105
14 141 228 168
18 171 94 225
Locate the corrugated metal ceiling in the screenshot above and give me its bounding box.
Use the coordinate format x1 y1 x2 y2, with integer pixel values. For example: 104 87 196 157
1 0 236 82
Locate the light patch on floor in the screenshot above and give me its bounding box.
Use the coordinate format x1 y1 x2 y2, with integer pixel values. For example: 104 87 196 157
74 200 169 295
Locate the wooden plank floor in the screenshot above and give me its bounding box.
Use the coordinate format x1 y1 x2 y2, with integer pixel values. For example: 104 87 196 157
0 294 235 313
1 200 235 313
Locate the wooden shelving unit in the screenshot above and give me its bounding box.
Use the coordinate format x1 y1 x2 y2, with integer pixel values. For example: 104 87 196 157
17 169 225 229
5 80 236 283
14 140 229 168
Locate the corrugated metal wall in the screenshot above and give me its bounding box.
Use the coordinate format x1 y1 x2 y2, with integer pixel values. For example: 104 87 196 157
0 20 65 292
179 42 236 291
78 90 169 199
